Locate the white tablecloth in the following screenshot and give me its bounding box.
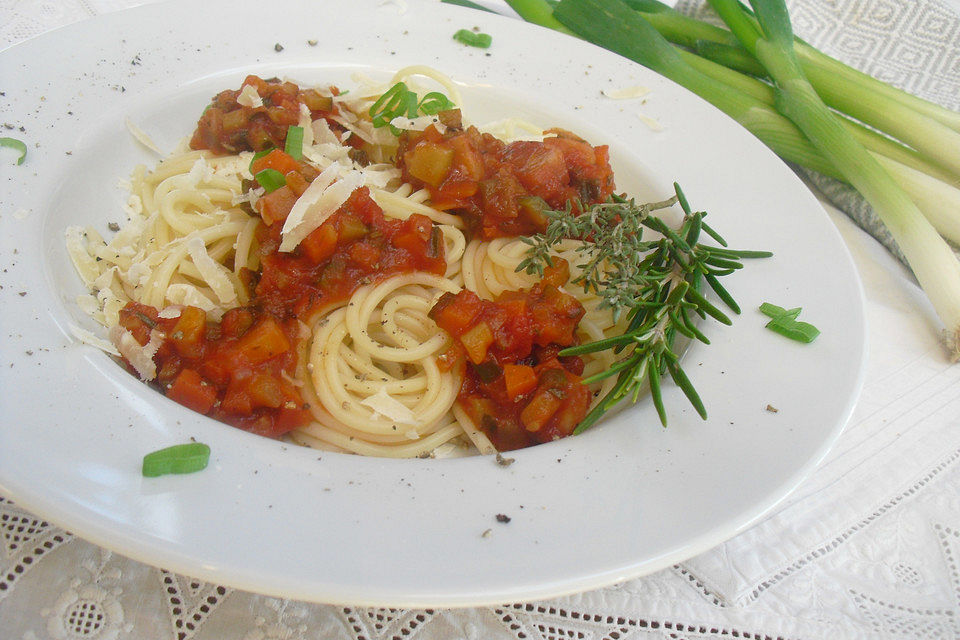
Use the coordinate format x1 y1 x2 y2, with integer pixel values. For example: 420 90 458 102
2 1 959 638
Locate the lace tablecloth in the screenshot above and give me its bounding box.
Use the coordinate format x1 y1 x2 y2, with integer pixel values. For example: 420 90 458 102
3 1 960 638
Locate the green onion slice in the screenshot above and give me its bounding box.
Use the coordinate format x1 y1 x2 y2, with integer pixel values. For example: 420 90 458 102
1 137 27 165
453 29 493 49
418 91 456 115
759 302 820 343
142 442 211 477
369 82 413 128
284 125 304 160
255 168 287 193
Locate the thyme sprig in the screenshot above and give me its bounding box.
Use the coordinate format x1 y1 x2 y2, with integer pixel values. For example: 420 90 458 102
517 183 771 431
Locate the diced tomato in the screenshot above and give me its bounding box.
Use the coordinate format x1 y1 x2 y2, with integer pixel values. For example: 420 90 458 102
503 364 538 400
257 185 299 225
166 368 217 414
251 149 302 176
236 317 291 365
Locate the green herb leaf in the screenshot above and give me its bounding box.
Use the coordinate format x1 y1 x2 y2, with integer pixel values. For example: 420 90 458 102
142 442 211 477
0 137 27 165
759 302 820 342
255 168 287 193
453 28 493 48
522 188 770 430
284 125 304 160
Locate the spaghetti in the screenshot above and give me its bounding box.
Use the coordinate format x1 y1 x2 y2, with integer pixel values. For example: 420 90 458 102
67 68 627 456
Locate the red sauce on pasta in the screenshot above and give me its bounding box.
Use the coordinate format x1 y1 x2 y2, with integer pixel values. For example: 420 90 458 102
397 124 615 239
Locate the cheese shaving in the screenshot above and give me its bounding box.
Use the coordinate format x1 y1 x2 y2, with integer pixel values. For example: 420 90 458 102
602 85 651 100
125 118 163 155
185 235 238 305
636 111 664 131
279 164 364 252
65 226 102 286
360 387 419 426
110 325 163 381
69 324 121 356
237 83 263 108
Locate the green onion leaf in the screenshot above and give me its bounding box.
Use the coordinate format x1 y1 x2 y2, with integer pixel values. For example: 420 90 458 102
284 125 304 160
142 442 211 477
255 168 287 193
759 302 820 343
1 137 27 165
453 28 493 48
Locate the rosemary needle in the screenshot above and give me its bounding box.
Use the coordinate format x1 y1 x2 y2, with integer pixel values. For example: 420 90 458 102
518 183 771 430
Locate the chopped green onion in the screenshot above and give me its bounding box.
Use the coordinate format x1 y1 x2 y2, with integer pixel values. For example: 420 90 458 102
369 82 416 128
759 302 820 343
255 168 286 193
249 147 274 172
369 82 456 135
284 125 304 160
418 91 456 115
453 28 493 48
0 137 27 165
142 442 211 477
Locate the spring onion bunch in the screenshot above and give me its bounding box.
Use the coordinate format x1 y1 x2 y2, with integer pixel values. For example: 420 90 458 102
501 0 960 358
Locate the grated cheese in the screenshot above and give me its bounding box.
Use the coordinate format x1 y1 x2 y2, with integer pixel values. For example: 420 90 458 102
602 85 651 100
110 325 163 380
69 324 120 356
360 387 419 426
125 118 163 155
279 163 364 252
185 234 238 305
236 83 263 108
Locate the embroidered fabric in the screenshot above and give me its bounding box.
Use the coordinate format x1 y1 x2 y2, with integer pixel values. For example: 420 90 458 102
2 1 959 639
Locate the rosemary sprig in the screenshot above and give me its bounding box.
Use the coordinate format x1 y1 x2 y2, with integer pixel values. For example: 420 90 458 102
517 183 771 431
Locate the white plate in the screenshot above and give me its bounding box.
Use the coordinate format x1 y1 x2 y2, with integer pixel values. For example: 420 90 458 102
0 0 865 606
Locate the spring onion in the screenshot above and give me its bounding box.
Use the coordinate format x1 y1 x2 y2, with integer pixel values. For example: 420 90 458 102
707 0 960 357
759 302 819 343
453 29 493 48
255 168 286 193
142 442 211 477
369 82 456 135
284 125 304 160
501 0 960 358
0 137 27 165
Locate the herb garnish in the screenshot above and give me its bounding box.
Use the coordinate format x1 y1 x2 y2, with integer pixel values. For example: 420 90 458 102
518 183 771 431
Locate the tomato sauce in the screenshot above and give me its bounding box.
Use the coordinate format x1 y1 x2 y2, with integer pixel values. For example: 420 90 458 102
429 262 591 450
190 75 343 154
397 124 615 239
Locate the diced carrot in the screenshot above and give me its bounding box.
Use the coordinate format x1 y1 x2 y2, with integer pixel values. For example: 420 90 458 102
460 321 495 365
520 387 563 432
251 149 302 176
429 291 482 336
236 317 290 365
170 305 206 358
246 373 284 409
299 222 338 264
503 364 538 400
166 368 217 414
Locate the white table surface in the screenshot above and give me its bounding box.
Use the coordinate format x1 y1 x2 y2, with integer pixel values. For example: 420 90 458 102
2 1 959 639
